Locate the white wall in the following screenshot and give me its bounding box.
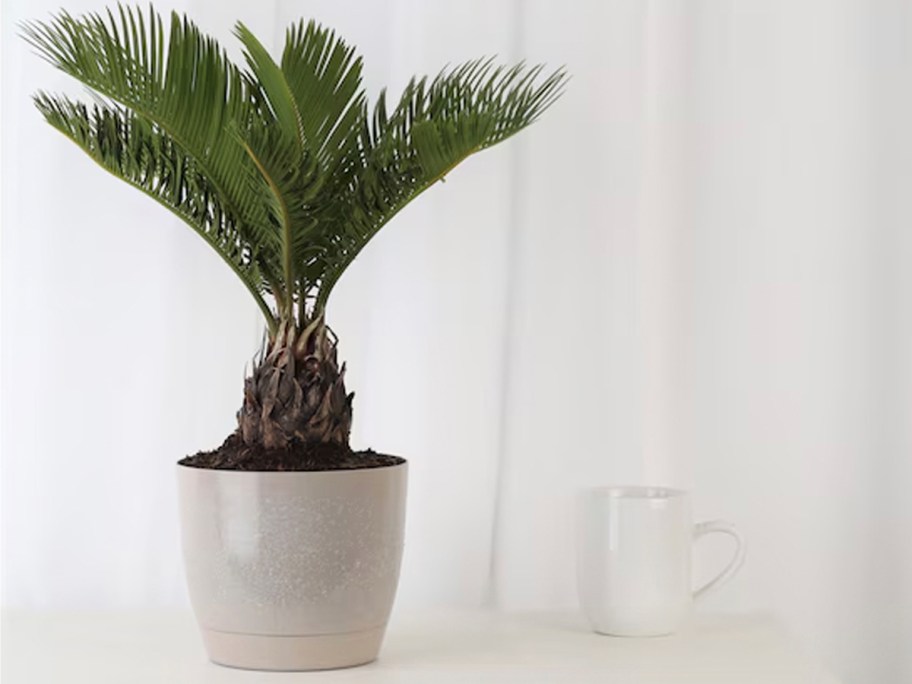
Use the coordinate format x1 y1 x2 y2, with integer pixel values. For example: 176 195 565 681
3 1 911 683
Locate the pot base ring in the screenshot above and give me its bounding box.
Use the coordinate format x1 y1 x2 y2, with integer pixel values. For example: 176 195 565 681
202 625 386 671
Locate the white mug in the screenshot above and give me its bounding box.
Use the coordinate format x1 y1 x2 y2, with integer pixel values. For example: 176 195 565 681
576 486 745 637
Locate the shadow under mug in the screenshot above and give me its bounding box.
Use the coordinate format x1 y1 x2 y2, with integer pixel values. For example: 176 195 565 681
576 486 745 637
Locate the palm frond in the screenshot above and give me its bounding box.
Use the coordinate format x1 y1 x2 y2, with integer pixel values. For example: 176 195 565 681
21 6 272 258
233 22 315 317
234 20 372 318
314 59 568 309
235 22 306 156
34 92 276 326
280 20 366 173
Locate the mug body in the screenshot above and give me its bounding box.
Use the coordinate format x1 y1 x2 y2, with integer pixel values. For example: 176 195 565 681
576 486 692 636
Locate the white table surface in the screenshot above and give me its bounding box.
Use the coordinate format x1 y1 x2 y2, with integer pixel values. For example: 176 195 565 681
1 609 840 683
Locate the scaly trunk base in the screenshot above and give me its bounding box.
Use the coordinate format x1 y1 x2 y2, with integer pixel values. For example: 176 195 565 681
237 318 353 451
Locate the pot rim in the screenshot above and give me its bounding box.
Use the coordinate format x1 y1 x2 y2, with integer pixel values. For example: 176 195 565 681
175 457 408 474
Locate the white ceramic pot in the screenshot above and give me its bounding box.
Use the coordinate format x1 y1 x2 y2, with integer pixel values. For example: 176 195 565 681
176 460 407 671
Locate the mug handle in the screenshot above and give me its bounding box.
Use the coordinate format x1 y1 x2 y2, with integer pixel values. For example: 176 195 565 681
692 520 746 600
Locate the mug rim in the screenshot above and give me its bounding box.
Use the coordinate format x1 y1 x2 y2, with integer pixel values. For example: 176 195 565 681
585 485 688 500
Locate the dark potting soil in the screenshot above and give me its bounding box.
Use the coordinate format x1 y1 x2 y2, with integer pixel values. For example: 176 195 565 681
178 433 405 472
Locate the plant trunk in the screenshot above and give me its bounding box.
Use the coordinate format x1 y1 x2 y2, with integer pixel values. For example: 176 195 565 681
237 318 353 450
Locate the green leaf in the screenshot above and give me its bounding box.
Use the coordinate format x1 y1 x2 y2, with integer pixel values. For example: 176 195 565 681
34 92 277 328
280 20 366 171
315 59 568 309
234 22 305 155
21 6 275 278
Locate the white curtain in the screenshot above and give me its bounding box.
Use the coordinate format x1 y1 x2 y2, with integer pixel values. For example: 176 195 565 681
2 1 910 682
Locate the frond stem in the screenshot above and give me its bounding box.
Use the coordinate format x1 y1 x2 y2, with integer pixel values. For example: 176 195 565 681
242 140 296 321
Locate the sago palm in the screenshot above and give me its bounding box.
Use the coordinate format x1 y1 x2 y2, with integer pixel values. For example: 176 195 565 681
23 5 566 467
